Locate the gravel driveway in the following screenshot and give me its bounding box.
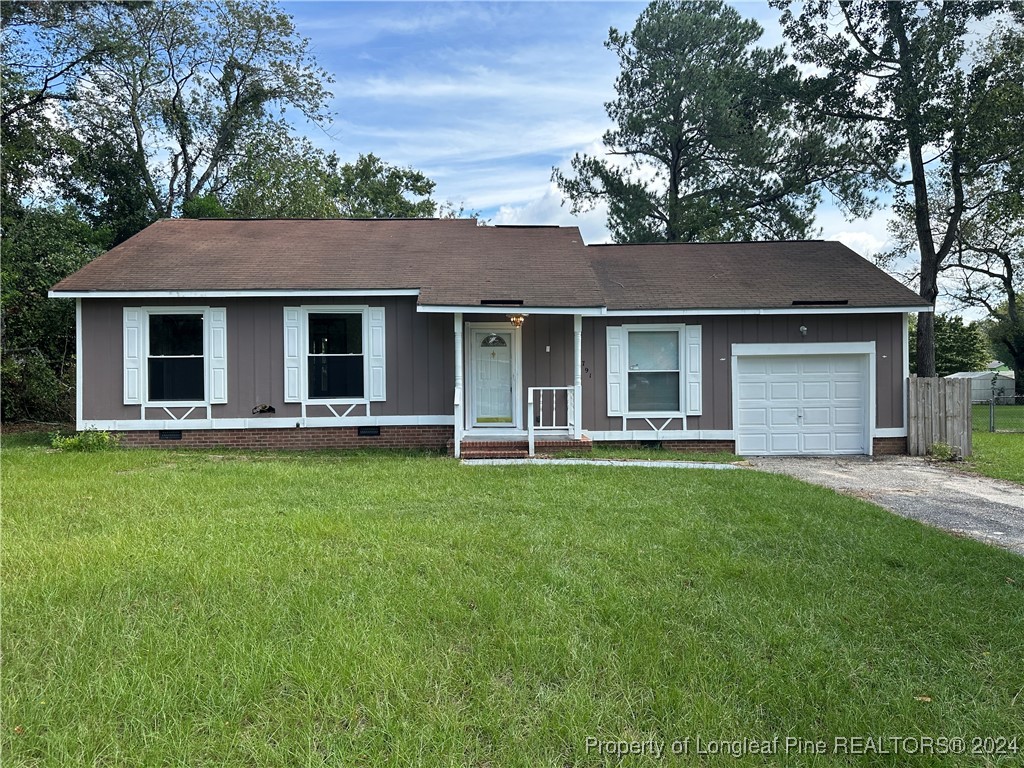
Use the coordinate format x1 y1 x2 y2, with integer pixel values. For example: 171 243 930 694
746 455 1024 556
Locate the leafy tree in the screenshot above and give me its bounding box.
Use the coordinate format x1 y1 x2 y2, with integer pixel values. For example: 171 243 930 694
879 19 1024 392
978 302 1024 396
331 154 438 219
772 0 1015 377
56 0 333 220
907 314 992 377
0 207 106 421
0 0 335 421
220 132 442 219
553 0 864 243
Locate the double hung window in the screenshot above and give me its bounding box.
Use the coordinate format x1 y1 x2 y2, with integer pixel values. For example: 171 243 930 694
307 313 364 399
123 307 227 406
606 324 702 417
283 306 387 404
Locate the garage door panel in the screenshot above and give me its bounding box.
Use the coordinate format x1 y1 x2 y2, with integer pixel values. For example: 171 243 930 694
801 381 830 399
834 432 865 451
769 407 799 427
834 407 863 426
833 358 864 374
735 353 869 456
736 407 768 427
770 433 800 453
738 381 768 400
736 434 768 454
801 358 830 374
801 432 832 453
769 359 799 374
770 381 799 400
834 380 864 400
802 407 831 426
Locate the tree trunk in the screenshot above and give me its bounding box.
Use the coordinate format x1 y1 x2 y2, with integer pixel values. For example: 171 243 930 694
889 4 940 376
916 311 936 381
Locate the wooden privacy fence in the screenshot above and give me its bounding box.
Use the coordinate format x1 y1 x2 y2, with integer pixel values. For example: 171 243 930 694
907 376 972 457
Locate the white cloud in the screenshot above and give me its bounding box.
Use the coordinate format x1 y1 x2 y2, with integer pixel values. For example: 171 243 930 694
491 182 611 243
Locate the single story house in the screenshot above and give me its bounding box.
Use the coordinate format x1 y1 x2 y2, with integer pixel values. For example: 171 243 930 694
50 218 930 456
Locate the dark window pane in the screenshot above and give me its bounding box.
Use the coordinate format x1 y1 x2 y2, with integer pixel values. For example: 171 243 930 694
628 372 679 411
150 314 203 356
149 358 204 401
309 314 361 355
308 356 364 398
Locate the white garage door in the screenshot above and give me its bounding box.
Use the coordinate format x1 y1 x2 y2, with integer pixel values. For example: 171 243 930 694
735 355 869 455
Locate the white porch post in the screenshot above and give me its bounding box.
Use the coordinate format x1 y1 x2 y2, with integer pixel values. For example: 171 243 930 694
573 314 583 439
454 312 464 457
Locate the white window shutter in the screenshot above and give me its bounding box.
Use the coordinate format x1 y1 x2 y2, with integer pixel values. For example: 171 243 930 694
283 307 302 403
208 308 228 404
606 326 625 417
367 307 386 401
684 324 702 416
123 308 143 405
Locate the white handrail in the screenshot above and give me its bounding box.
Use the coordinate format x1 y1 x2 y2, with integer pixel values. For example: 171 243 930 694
527 386 575 456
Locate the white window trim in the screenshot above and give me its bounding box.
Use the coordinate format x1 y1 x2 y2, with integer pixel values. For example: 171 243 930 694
286 305 387 406
618 325 684 421
131 306 223 408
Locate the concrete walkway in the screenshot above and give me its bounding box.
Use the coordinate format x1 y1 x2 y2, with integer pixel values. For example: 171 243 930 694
461 457 739 470
746 455 1024 555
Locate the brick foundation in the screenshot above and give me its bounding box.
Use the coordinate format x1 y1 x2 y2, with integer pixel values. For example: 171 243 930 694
872 437 908 455
601 440 737 454
118 425 452 451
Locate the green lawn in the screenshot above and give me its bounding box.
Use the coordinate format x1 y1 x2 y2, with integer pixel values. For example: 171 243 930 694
969 431 1024 484
3 437 1023 766
972 403 1024 433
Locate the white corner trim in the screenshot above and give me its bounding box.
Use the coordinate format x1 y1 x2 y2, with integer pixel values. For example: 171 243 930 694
902 312 910 431
50 289 421 299
80 415 455 431
75 299 83 431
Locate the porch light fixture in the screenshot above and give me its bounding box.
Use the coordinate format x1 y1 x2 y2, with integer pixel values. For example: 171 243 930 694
508 314 526 329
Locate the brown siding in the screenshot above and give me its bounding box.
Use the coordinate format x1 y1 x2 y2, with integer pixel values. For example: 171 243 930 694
582 313 905 432
80 297 454 421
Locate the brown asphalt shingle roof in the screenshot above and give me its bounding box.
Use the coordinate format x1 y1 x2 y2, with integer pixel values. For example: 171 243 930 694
51 218 605 308
588 241 927 310
51 218 929 310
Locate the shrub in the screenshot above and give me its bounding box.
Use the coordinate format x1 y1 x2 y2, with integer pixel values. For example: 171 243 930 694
927 442 958 461
50 429 121 452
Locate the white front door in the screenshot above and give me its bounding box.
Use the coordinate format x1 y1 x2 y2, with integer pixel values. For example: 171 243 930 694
470 328 516 427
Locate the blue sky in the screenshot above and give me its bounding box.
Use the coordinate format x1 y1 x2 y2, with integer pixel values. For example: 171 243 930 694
284 1 893 254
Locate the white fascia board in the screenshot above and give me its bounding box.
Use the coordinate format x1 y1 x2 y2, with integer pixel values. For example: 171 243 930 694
80 415 455 431
417 305 605 315
602 306 931 316
49 289 421 299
